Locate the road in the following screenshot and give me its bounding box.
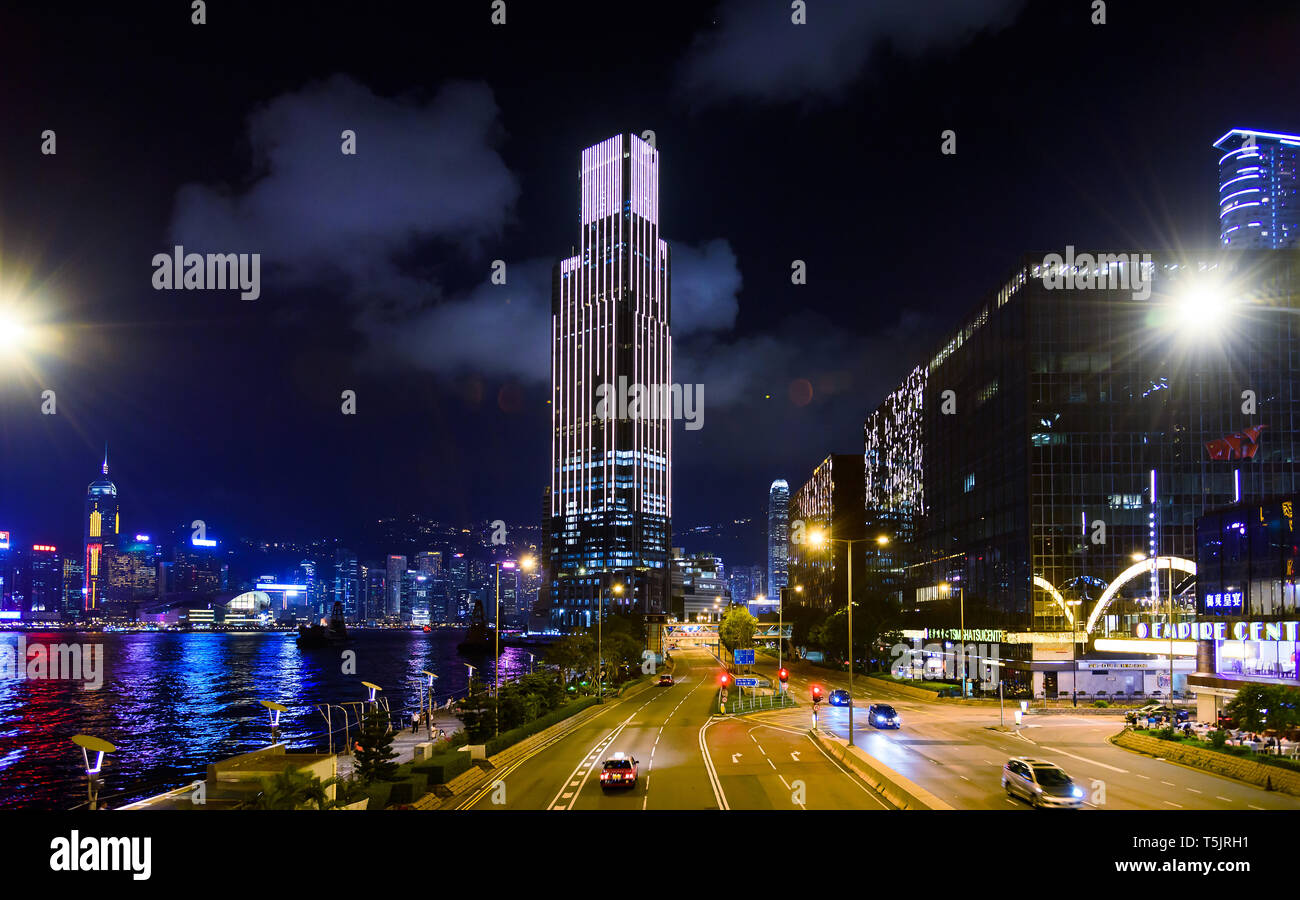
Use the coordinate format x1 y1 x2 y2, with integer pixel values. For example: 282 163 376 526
751 655 1300 811
460 647 889 810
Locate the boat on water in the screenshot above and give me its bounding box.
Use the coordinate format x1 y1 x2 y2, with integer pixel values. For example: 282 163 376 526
456 599 498 655
297 601 350 648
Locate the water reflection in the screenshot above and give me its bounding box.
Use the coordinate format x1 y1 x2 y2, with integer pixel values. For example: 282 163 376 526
0 630 533 808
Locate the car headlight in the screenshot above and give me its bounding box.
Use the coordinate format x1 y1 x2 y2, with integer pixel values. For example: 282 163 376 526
1072 787 1083 798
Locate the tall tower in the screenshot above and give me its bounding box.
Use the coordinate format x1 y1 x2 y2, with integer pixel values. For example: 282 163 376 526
543 134 672 627
1212 128 1300 249
767 479 789 600
83 447 120 613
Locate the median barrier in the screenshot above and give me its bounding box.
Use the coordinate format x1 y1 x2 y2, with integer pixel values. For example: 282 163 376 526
810 729 954 810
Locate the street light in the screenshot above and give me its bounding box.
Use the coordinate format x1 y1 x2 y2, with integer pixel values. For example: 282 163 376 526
809 529 890 747
597 581 624 703
72 734 116 810
421 670 438 739
492 556 537 736
939 580 968 697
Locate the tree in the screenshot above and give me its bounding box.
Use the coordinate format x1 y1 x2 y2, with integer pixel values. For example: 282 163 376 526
718 606 758 651
546 633 596 690
253 765 331 810
353 709 400 783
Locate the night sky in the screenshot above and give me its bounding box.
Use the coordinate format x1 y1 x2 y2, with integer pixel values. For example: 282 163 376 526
1 0 1297 553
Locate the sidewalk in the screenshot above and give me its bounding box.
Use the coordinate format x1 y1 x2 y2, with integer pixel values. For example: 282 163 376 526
335 711 463 780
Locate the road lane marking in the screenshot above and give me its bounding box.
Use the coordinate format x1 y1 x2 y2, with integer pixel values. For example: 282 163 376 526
1187 788 1201 794
698 717 730 810
1216 796 1231 802
1163 800 1183 808
1161 781 1175 786
1249 804 1263 810
1040 746 1128 773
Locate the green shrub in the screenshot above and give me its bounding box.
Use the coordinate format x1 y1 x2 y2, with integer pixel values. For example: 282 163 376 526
388 773 428 805
482 697 599 756
1157 725 1179 741
362 781 392 810
1093 700 1109 708
412 751 473 785
1208 729 1229 750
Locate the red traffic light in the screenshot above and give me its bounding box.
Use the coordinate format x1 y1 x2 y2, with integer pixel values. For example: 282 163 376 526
719 673 730 686
811 684 821 695
778 668 789 681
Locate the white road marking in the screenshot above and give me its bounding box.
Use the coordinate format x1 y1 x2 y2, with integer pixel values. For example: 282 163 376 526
1249 804 1263 810
732 753 743 764
1216 796 1231 802
1187 788 1201 794
1040 746 1128 774
1163 800 1183 808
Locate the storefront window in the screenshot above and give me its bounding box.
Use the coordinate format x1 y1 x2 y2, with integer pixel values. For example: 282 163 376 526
1217 638 1299 680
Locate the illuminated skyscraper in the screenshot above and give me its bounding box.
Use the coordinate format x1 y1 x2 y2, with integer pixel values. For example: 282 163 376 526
83 448 120 613
543 134 672 626
1212 128 1300 249
767 479 789 602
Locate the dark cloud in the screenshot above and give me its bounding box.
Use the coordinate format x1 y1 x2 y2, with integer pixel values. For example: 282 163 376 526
678 0 1026 105
169 75 519 298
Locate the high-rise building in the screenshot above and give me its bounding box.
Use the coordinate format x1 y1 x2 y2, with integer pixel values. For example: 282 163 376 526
543 134 672 627
788 455 868 611
1212 128 1300 249
83 449 120 614
385 555 406 619
23 544 60 620
415 551 442 577
767 479 789 603
61 558 84 616
863 250 1300 694
334 549 359 621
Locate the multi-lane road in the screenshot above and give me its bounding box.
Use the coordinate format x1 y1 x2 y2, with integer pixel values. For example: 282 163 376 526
456 647 1300 811
757 656 1300 811
460 647 889 810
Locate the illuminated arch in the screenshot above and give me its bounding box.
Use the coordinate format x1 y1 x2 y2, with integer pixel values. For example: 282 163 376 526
1083 556 1196 634
1032 575 1073 624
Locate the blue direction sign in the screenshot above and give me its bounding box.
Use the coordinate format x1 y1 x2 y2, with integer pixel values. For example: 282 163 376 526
733 649 755 665
734 677 761 687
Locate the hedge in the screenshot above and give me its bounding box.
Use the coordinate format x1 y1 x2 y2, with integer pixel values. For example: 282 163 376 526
483 697 599 757
361 781 393 810
411 751 473 785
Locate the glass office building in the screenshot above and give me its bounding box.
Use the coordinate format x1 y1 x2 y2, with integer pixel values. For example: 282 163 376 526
542 134 672 626
866 249 1300 648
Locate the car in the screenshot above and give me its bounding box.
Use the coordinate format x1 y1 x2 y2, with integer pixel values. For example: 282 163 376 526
1001 757 1084 808
599 753 639 790
828 689 852 707
1126 703 1190 725
867 703 901 728
657 674 674 687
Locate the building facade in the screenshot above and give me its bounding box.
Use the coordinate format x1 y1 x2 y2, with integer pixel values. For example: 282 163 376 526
1212 128 1300 250
543 134 672 626
863 250 1300 693
787 455 868 612
767 479 789 604
82 451 119 615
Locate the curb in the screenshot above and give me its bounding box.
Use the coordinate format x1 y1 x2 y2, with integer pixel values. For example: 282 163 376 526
808 729 954 810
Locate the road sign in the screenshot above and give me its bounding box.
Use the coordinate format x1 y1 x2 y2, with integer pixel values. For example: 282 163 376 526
733 649 755 665
734 677 760 686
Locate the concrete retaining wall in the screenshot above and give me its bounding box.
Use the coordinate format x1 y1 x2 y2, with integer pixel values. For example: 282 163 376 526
810 729 954 810
1112 729 1300 797
862 676 944 701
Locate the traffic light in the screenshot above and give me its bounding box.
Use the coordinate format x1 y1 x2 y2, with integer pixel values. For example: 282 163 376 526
811 684 822 704
719 673 730 687
778 668 789 682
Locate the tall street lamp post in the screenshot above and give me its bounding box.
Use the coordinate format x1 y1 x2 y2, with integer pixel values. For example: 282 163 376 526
811 529 889 748
494 557 536 736
599 581 624 703
939 580 967 697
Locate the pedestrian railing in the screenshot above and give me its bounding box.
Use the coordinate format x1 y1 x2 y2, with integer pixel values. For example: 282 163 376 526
721 692 798 715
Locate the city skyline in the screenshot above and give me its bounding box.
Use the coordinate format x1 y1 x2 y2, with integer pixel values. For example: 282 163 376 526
4 1 1294 549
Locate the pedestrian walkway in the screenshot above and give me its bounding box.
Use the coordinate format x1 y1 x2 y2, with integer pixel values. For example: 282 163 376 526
335 711 463 779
